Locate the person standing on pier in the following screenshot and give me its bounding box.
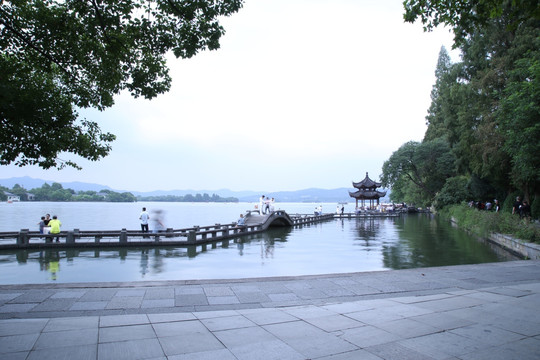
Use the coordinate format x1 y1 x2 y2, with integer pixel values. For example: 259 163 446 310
38 216 46 234
139 207 150 233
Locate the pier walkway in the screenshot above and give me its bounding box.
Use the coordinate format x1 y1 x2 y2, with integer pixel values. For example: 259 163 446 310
1 260 540 359
0 211 336 250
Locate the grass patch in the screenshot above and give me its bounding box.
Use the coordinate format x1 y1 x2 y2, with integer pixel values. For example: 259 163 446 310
440 204 540 243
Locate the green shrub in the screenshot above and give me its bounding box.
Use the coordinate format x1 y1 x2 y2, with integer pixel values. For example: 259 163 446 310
440 204 540 242
531 195 540 220
433 176 472 210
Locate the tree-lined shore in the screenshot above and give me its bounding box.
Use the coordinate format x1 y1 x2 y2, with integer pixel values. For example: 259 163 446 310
382 1 539 219
1 183 238 203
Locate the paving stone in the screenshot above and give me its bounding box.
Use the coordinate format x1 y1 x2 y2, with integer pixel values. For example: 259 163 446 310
114 289 146 297
339 324 401 348
449 323 525 346
158 332 224 356
399 331 490 359
372 318 441 339
264 320 358 358
459 337 540 360
314 349 383 360
153 319 209 338
34 328 98 349
227 338 304 360
0 303 37 313
203 287 235 297
410 311 475 331
0 333 39 353
70 301 108 311
167 348 236 360
98 338 164 360
267 293 300 302
305 314 365 332
201 315 255 331
175 294 208 306
234 291 271 304
100 314 149 327
237 308 298 326
99 324 156 343
79 289 118 302
206 295 240 305
9 290 54 304
0 293 23 302
43 316 99 332
50 290 87 299
213 325 279 349
0 318 48 336
144 288 174 299
345 307 405 325
193 310 239 319
27 344 97 360
366 342 435 360
105 296 143 309
148 312 196 323
30 298 77 312
141 299 175 308
0 351 28 360
175 286 205 295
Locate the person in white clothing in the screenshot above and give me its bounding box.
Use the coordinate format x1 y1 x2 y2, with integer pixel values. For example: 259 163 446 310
259 195 265 215
139 207 150 233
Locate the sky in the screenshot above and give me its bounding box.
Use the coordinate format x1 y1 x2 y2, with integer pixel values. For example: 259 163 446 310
2 0 459 193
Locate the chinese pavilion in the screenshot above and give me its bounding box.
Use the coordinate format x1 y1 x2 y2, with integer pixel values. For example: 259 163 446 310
349 172 387 209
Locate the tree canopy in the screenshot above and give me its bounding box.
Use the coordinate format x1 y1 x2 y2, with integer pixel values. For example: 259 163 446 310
383 1 540 215
1 0 243 169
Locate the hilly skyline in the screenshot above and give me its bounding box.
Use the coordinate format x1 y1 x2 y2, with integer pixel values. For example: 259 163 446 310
0 176 382 203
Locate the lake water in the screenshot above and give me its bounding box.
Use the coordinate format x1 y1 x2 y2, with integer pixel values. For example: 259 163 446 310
0 202 516 284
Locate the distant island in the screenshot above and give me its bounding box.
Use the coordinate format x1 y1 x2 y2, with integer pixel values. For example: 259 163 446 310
1 182 238 203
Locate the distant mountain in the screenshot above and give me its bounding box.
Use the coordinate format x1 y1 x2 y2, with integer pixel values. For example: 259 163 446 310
0 176 114 192
0 176 388 203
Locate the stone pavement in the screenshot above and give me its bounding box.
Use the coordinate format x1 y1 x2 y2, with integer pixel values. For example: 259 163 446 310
1 260 540 359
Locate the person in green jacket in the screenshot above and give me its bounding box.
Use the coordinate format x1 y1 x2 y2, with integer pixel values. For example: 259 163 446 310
48 215 62 242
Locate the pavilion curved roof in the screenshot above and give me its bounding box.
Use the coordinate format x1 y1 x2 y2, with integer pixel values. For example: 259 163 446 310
352 172 381 189
349 190 387 200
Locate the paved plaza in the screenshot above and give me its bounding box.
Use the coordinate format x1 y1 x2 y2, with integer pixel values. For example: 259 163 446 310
1 260 540 359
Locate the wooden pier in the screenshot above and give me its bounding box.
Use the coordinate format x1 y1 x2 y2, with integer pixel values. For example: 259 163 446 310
0 211 337 250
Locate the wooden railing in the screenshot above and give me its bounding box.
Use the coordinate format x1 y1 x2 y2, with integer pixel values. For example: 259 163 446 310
0 211 336 249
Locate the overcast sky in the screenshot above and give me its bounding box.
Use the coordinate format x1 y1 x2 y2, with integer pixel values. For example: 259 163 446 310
2 0 458 192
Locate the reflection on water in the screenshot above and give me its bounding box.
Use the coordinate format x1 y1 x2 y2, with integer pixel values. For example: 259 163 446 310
0 216 519 284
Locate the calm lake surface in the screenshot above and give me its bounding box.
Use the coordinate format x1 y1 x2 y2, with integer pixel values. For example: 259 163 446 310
0 202 516 284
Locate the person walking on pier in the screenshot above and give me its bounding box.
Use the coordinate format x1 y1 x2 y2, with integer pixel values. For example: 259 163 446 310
139 207 150 233
259 195 266 215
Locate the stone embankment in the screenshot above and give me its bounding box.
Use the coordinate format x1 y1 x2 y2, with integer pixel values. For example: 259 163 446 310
487 233 540 259
450 217 540 259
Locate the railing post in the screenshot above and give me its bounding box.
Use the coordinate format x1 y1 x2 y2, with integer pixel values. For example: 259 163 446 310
66 231 75 244
165 228 173 238
120 228 127 243
17 229 29 245
187 230 197 244
222 226 229 237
